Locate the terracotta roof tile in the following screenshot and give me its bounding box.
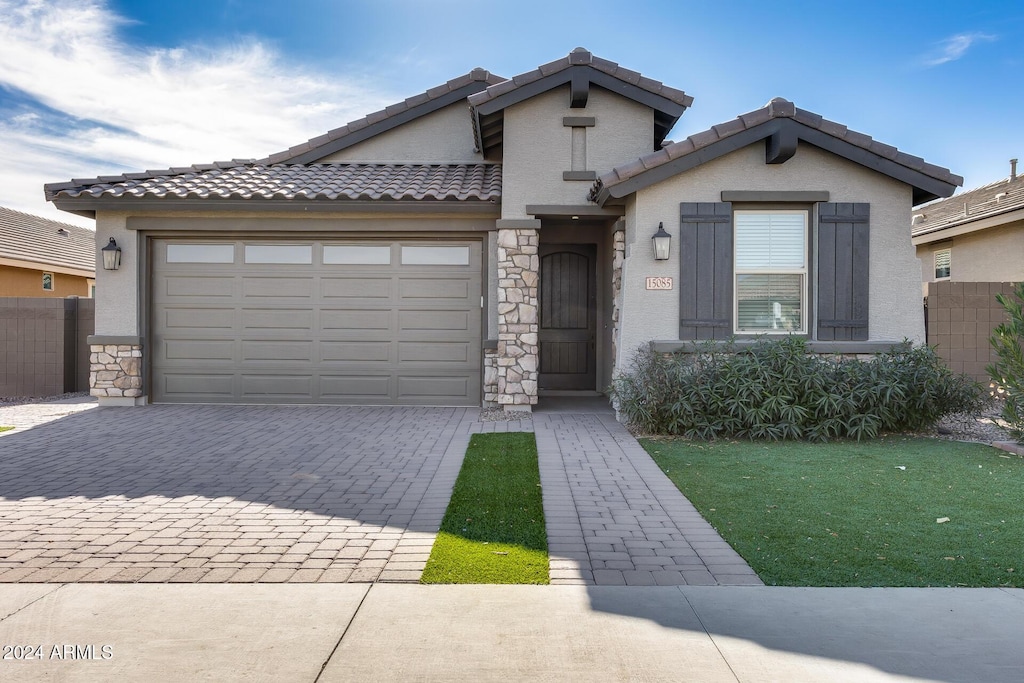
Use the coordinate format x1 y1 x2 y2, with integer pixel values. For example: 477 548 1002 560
46 164 502 204
0 206 95 273
595 97 962 202
913 171 1024 236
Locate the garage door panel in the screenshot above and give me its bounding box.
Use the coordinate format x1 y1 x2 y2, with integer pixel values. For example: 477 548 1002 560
399 341 470 363
159 373 235 398
164 308 235 330
320 309 391 331
241 374 314 398
399 309 472 332
243 277 314 298
320 375 392 399
241 340 314 362
321 341 392 362
164 339 235 361
321 277 392 299
153 238 481 406
163 276 236 298
242 308 314 332
398 375 476 399
399 278 471 300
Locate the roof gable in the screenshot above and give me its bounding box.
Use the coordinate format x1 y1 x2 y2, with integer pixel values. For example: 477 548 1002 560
592 98 962 207
0 206 95 274
468 48 693 159
262 68 505 165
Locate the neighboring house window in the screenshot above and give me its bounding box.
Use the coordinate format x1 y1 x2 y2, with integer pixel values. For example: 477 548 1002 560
934 248 951 279
42 272 54 291
734 211 807 333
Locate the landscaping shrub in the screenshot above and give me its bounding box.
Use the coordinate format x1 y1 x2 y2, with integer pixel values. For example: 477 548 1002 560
988 282 1024 442
610 337 983 440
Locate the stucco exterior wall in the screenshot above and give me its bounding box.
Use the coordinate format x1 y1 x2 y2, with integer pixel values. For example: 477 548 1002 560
93 212 138 336
0 265 90 297
616 143 924 370
916 221 1024 285
501 86 653 218
314 104 484 163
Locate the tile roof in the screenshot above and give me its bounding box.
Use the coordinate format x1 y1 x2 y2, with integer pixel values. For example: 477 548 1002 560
912 170 1024 237
261 68 505 165
45 163 502 203
467 47 693 110
592 97 963 204
0 206 95 274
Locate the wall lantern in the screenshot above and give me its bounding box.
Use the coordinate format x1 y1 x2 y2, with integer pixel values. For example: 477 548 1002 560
652 223 671 260
101 237 122 271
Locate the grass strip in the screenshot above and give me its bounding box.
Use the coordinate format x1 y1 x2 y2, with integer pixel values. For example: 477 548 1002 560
643 436 1024 587
421 432 548 584
0 427 13 433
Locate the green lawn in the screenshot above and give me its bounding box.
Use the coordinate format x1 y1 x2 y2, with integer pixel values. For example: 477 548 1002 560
0 426 13 433
642 436 1023 587
421 432 548 584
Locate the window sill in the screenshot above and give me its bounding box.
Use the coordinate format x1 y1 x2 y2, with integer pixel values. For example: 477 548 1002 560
650 340 908 354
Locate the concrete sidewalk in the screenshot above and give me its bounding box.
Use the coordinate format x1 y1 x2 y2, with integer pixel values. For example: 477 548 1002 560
0 584 1020 682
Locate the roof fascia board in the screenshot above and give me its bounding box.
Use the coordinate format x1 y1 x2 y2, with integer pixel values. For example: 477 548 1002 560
53 198 500 217
599 123 782 204
599 119 957 205
0 256 94 278
127 216 496 233
473 66 687 118
911 206 1024 245
283 82 489 164
525 203 625 218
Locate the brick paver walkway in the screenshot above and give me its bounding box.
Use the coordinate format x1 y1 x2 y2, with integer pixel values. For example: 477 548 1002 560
0 398 759 585
0 402 471 583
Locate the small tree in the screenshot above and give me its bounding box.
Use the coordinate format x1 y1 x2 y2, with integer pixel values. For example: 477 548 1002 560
988 282 1024 443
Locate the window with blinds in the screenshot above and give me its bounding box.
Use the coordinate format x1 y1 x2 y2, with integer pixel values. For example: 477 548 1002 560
934 248 951 279
734 211 807 333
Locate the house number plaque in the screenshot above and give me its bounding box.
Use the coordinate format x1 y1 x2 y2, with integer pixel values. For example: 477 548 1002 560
645 277 673 290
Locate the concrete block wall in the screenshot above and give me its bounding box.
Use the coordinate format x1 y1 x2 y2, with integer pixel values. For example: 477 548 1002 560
0 297 95 397
925 281 1017 383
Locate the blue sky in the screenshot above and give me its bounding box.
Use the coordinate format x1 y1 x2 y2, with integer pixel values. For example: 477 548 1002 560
1 0 1021 228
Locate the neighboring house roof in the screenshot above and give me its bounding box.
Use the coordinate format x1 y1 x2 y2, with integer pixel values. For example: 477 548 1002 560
590 98 962 207
46 163 501 212
261 68 506 165
911 168 1024 244
0 206 95 276
468 47 693 158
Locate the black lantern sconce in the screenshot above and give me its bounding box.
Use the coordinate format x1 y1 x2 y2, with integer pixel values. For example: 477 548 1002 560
652 223 671 260
101 237 122 271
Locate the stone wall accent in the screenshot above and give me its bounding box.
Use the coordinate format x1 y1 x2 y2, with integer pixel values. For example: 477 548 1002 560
611 226 625 374
483 347 499 408
496 228 539 407
90 344 143 398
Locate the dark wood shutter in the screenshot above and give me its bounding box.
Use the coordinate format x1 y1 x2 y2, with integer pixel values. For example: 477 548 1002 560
816 203 869 340
679 202 732 340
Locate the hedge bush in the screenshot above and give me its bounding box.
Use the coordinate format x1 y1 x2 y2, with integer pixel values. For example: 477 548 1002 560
988 282 1024 442
610 337 983 441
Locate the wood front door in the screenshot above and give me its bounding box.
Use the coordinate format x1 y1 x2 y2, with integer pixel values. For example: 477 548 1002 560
539 244 596 390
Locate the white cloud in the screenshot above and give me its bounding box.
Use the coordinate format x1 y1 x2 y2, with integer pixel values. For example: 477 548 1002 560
0 0 393 226
921 32 997 68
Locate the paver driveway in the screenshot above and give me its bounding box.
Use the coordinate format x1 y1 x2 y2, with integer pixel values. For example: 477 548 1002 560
0 402 471 583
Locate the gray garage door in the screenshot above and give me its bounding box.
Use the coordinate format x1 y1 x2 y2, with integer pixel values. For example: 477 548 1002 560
151 239 482 405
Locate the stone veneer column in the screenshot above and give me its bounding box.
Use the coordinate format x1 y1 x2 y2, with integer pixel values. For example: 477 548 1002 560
89 338 143 403
496 227 539 408
611 224 625 373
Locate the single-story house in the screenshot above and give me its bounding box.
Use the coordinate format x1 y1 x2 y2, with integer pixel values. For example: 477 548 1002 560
45 48 961 408
0 206 95 298
912 160 1024 290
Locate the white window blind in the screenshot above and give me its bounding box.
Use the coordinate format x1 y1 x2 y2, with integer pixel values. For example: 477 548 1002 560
734 211 807 333
735 213 806 269
934 249 951 279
